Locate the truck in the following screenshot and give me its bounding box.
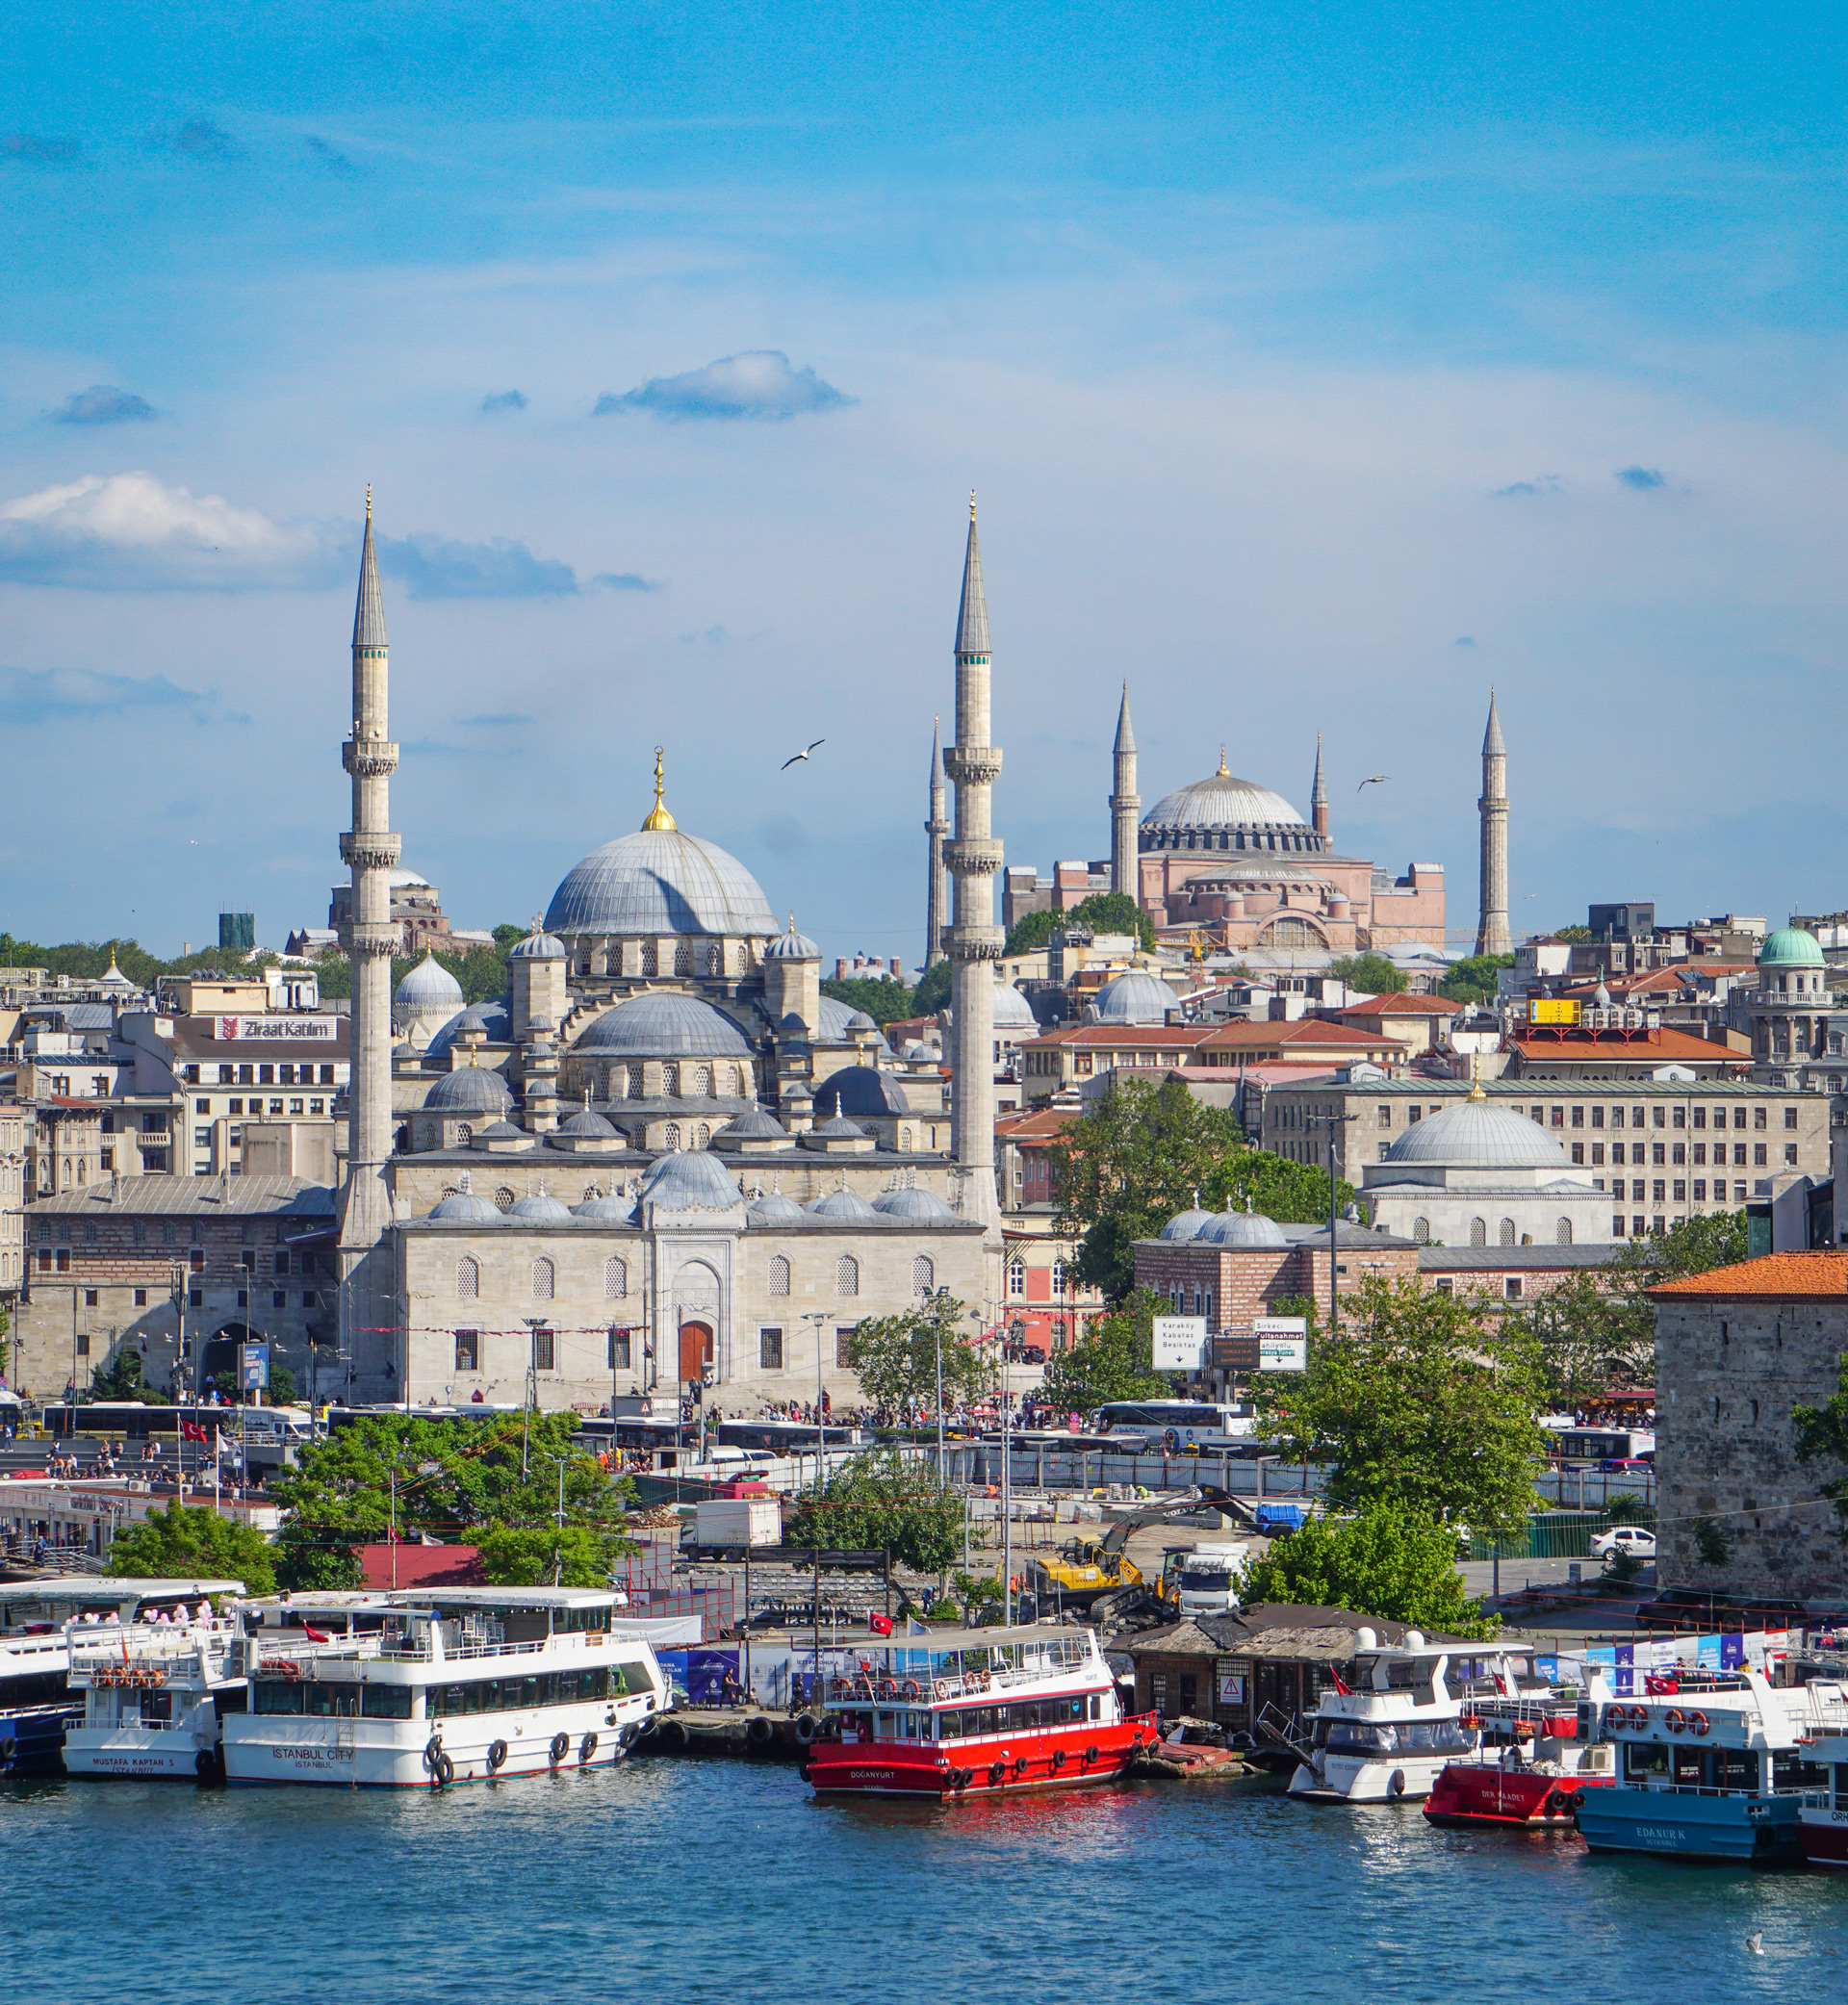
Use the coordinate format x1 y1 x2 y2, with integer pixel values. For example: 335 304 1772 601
1168 1542 1249 1617
1253 1504 1307 1538
693 1497 782 1550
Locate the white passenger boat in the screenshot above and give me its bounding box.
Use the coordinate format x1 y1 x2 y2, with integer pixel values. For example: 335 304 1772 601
1287 1631 1481 1804
221 1586 670 1788
64 1607 244 1781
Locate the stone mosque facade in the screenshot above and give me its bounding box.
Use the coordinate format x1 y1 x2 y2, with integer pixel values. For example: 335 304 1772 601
333 507 1008 1418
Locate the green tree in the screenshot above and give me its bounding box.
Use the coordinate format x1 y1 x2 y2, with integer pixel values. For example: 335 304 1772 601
491 923 527 951
845 1298 985 1417
1440 953 1515 1007
818 974 917 1026
1051 1075 1248 1298
1040 1291 1173 1412
90 1346 169 1403
1003 911 1061 956
1234 1504 1496 1638
475 1522 629 1587
1326 953 1403 995
1254 1274 1547 1536
1064 892 1157 954
272 1515 369 1592
108 1503 277 1594
1504 1272 1654 1408
784 1451 962 1573
1794 1351 1848 1535
913 960 952 1013
1204 1150 1352 1223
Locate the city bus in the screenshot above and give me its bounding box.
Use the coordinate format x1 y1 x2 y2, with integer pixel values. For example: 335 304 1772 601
1542 1424 1656 1466
1092 1401 1259 1452
42 1401 315 1447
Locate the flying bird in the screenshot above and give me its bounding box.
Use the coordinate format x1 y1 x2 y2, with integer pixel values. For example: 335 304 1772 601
1357 775 1390 793
781 739 826 770
1747 1934 1765 1957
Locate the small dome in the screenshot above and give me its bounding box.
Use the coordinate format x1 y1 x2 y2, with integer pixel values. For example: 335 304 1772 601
1160 1207 1216 1242
427 996 512 1057
556 1107 621 1138
810 1116 868 1139
1759 926 1825 968
871 1185 956 1220
510 927 566 961
396 951 465 1013
508 1188 573 1222
993 982 1037 1029
575 990 754 1058
747 1188 807 1223
814 1066 909 1118
1092 972 1175 1025
572 1190 636 1221
428 1189 504 1223
715 1107 789 1141
1383 1098 1569 1169
1195 1210 1288 1247
807 1183 878 1220
764 917 821 962
472 1118 527 1142
638 1150 744 1212
424 1066 515 1115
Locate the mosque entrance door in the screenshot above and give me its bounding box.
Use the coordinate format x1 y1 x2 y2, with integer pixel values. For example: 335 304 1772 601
679 1322 714 1385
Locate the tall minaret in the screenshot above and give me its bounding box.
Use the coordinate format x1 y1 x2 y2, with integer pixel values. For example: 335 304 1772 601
1476 689 1511 956
338 491 399 1268
1311 733 1329 844
946 494 1002 1230
1110 682 1140 899
924 716 950 967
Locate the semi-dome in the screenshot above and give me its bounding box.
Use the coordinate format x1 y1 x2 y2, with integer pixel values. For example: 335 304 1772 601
1092 972 1176 1025
871 1185 956 1221
816 995 888 1045
814 1066 910 1118
807 1183 878 1220
747 1187 807 1223
638 1149 744 1212
574 990 753 1059
508 1188 574 1222
1759 926 1825 968
993 982 1037 1029
428 1188 504 1223
427 996 512 1057
1142 754 1312 839
424 1066 515 1115
394 951 465 1028
1195 1210 1288 1247
1160 1206 1217 1242
544 827 776 938
1383 1097 1568 1169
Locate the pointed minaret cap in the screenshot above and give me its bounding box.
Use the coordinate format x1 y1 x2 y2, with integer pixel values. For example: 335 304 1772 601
955 491 989 657
930 714 943 791
1483 687 1506 758
1115 681 1137 754
1312 732 1327 805
353 488 388 651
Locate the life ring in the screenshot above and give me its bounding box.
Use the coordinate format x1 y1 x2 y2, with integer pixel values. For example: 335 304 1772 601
977 1671 991 1692
987 1760 1006 1787
422 1735 444 1774
1664 1708 1686 1735
549 1731 570 1767
485 1739 508 1773
901 1681 920 1700
934 1680 951 1700
1687 1710 1710 1736
1459 1712 1480 1729
578 1732 599 1766
1630 1705 1650 1732
793 1712 819 1745
148 1666 167 1687
267 1658 301 1679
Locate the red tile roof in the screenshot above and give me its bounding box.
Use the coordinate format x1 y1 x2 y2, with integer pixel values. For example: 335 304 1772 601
1650 1251 1848 1301
1197 1019 1408 1051
1338 993 1459 1017
996 1109 1079 1142
1021 1025 1210 1049
1508 1026 1739 1064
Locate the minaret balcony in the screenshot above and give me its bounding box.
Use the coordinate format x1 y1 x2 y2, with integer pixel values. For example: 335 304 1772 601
343 739 399 778
943 747 1003 785
349 924 401 960
947 838 1004 875
949 929 1006 962
341 833 402 869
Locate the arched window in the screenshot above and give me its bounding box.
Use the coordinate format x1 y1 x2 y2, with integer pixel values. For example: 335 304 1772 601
911 1255 934 1298
768 1255 790 1297
662 1063 680 1096
456 1123 472 1145
495 1188 516 1213
1555 1217 1573 1245
663 1122 680 1150
1007 1259 1026 1298
674 939 695 976
899 1126 913 1151
642 939 658 976
1499 1218 1517 1246
1469 1218 1486 1247
604 1255 628 1299
692 1065 712 1097
531 1258 554 1300
627 1063 644 1098
1050 1259 1067 1295
456 1256 478 1298
1412 1218 1430 1245
695 1123 710 1147
835 1253 859 1297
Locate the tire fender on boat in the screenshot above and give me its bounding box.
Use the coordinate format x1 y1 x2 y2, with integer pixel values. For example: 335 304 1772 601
987 1760 1006 1787
549 1731 570 1767
1542 1789 1565 1819
746 1714 775 1747
579 1732 598 1766
422 1735 444 1774
486 1738 509 1773
1083 1744 1099 1765
658 1719 690 1752
1388 1769 1406 1799
432 1751 453 1788
793 1712 819 1744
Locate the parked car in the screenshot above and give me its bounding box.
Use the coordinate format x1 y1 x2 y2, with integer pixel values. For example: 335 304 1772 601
1633 1586 1810 1632
1590 1525 1656 1561
1597 1455 1654 1472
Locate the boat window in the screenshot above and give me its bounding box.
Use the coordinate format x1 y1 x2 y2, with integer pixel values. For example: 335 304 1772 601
612 1660 644 1698
1327 1724 1394 1753
1624 1741 1671 1782
253 1682 304 1715
1834 1762 1848 1802
1089 1695 1100 1721
875 1710 898 1739
1672 1745 1706 1786
361 1685 413 1719
301 1682 360 1719
1713 1748 1758 1791
425 1668 613 1718
1774 1750 1829 1791
975 1706 997 1736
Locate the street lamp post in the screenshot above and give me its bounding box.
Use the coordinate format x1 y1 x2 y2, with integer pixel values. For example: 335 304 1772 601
800 1307 833 1701
520 1319 545 1478
1303 1110 1358 1337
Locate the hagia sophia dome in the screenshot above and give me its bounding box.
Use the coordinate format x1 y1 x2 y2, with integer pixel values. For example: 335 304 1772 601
1141 749 1326 856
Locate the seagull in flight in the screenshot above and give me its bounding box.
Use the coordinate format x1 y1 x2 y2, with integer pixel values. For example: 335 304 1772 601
1747 1934 1765 1957
1357 774 1390 793
782 739 826 770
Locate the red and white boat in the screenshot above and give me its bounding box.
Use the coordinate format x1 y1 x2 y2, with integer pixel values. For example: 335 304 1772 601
1792 1680 1848 1866
800 1624 1156 1800
1424 1687 1619 1830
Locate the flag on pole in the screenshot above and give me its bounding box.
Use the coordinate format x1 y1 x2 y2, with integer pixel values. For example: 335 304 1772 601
868 1612 893 1635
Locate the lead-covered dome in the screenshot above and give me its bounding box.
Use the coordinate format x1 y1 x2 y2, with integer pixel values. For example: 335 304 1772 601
871 1185 956 1221
1160 1206 1217 1242
544 828 776 938
427 996 512 1058
638 1150 744 1212
424 1066 515 1115
1142 752 1322 853
1196 1210 1288 1247
814 1066 910 1118
574 991 753 1058
1091 971 1175 1025
1384 1098 1568 1169
508 1188 573 1223
394 951 464 1029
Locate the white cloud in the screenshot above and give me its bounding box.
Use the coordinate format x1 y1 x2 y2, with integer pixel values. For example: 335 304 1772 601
596 349 854 421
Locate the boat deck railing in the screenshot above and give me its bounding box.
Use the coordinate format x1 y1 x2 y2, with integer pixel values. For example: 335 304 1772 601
247 1626 612 1678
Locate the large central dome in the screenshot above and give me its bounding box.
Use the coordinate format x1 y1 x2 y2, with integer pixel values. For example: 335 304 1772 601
1143 756 1310 838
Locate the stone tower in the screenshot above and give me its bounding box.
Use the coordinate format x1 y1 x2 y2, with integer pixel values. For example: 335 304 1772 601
1110 682 1140 900
1311 733 1328 843
338 492 399 1276
1476 689 1511 957
924 716 950 967
946 495 1003 1229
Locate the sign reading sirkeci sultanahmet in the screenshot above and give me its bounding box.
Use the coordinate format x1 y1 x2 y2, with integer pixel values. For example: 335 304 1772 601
211 1016 340 1041
1151 1316 1208 1371
1254 1318 1308 1372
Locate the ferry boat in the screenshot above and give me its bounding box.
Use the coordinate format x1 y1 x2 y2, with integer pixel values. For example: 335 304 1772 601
221 1586 669 1788
1572 1669 1818 1864
0 1577 244 1778
1287 1631 1480 1804
1786 1680 1848 1866
800 1624 1156 1799
1424 1678 1619 1830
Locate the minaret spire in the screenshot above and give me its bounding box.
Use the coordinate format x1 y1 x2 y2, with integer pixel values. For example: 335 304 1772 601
1110 681 1140 900
924 716 950 966
946 495 1003 1233
1311 732 1328 844
1476 689 1511 956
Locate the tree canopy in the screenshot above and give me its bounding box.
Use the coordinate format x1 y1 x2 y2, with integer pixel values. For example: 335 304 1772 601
1325 953 1403 996
1040 1291 1173 1411
90 1347 169 1404
845 1298 987 1416
108 1503 277 1595
1004 892 1157 958
913 960 952 1014
784 1451 962 1573
1253 1274 1547 1536
1439 953 1514 1007
1234 1505 1496 1639
818 974 918 1026
1793 1352 1848 1537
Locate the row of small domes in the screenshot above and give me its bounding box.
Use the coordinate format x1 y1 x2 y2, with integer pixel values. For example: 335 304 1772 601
427 1155 959 1223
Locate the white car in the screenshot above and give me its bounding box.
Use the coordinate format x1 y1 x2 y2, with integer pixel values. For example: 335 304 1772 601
1591 1525 1656 1561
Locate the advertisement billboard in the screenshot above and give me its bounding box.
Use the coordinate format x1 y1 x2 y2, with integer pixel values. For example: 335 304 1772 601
1151 1316 1208 1371
1253 1317 1308 1373
240 1344 270 1392
1531 999 1581 1026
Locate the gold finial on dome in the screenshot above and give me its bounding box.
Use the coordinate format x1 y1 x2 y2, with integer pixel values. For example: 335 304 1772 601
1468 1051 1486 1102
641 745 677 832
365 483 372 521
1217 745 1229 776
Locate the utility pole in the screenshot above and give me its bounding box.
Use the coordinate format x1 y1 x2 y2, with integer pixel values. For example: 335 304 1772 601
801 1307 833 1704
1303 1109 1358 1337
521 1320 544 1478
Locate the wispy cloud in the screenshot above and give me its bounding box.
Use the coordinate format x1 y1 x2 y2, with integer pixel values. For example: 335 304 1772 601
1 134 80 166
0 665 210 726
52 385 157 426
302 134 357 176
1453 635 1476 647
1494 474 1562 498
162 119 241 161
376 532 577 600
1616 464 1666 489
480 389 527 412
593 571 660 591
596 349 854 422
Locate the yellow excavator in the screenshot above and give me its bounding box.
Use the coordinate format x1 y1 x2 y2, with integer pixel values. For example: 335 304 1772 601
1025 1496 1228 1611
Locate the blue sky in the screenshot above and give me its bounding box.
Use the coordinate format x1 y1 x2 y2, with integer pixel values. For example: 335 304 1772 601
4 2 1847 962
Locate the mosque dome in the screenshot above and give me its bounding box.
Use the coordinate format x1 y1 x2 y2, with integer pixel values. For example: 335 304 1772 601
510 927 567 961
764 917 821 962
1759 927 1825 968
555 1107 620 1139
814 1066 910 1118
427 996 512 1058
574 991 753 1058
428 1188 504 1223
1383 1097 1568 1169
1092 972 1176 1025
716 1106 788 1142
871 1185 957 1221
815 995 888 1046
388 865 433 890
508 1189 574 1223
1195 1210 1289 1247
1159 1206 1217 1242
394 952 465 1028
807 1184 878 1220
993 983 1038 1029
638 1150 744 1212
1142 751 1322 853
746 1188 807 1223
424 1066 515 1115
572 1189 636 1221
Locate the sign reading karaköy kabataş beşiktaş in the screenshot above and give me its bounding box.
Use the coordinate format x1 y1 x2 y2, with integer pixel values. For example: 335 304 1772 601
1151 1316 1208 1372
211 1016 339 1041
1253 1317 1308 1372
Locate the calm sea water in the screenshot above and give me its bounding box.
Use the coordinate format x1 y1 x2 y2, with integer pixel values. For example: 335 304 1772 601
2 1762 1844 2003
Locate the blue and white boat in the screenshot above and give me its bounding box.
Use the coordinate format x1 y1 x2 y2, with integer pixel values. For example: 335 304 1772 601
1573 1668 1818 1864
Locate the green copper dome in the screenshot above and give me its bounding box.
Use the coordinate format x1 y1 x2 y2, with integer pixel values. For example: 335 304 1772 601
1758 926 1825 968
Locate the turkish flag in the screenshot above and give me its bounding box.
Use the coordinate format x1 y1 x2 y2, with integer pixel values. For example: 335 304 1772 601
303 1625 330 1643
868 1613 893 1635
